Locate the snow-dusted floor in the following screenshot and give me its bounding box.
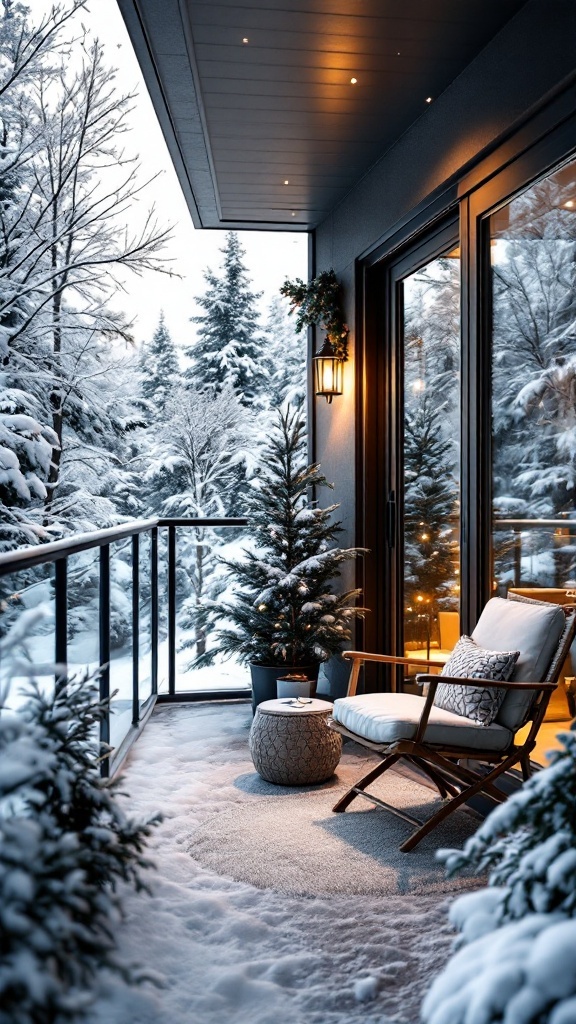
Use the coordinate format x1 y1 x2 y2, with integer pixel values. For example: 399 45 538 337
88 701 469 1024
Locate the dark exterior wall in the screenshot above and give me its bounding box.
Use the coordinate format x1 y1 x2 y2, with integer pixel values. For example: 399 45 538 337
314 0 576 550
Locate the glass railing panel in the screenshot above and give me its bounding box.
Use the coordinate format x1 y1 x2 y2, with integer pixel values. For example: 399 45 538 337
108 537 133 750
0 564 55 709
67 549 100 681
174 524 249 693
138 531 152 705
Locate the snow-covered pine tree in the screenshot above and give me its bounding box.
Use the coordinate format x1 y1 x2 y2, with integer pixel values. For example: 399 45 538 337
0 611 159 1023
140 311 180 414
204 405 363 668
185 232 270 407
422 724 576 1024
264 296 307 408
404 395 459 647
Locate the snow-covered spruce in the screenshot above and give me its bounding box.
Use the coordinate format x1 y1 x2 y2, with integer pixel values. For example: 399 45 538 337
0 651 159 1023
198 405 364 669
439 725 576 923
185 232 270 408
421 725 576 1023
422 912 576 1024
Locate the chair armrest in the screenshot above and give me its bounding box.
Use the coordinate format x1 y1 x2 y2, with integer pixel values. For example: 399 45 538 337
415 674 556 692
342 650 446 697
343 651 446 669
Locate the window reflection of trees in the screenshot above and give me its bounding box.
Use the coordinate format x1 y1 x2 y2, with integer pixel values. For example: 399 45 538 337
492 164 576 591
403 257 460 654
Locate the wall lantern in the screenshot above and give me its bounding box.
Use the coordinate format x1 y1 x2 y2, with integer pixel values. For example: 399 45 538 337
280 268 349 406
313 339 344 403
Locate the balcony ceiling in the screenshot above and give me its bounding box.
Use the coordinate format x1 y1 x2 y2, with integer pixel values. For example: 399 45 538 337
117 0 527 231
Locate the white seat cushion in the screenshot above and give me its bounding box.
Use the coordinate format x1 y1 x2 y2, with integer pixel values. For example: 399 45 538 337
332 692 512 751
472 597 566 730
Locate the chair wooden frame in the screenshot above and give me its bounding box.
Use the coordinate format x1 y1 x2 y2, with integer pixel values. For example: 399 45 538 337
328 609 576 853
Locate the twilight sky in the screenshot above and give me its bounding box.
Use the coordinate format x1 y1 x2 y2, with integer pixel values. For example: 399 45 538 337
31 0 308 348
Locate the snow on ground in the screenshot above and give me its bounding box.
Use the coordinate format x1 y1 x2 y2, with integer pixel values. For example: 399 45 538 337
88 702 460 1024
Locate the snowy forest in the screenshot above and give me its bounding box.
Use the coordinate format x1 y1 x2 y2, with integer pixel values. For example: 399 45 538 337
0 1 305 703
3 1 576 684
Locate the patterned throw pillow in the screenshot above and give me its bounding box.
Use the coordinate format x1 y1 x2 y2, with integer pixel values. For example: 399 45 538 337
433 635 520 726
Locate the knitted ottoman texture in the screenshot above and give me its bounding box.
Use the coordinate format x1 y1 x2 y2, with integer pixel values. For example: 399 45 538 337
249 698 342 785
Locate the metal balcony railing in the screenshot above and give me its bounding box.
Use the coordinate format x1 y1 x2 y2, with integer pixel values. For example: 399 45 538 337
0 517 248 776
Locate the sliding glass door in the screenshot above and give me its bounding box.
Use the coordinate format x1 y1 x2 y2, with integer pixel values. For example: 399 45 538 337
490 154 576 602
401 249 461 690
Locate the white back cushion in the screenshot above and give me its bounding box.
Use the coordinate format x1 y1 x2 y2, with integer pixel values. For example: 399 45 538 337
472 597 565 730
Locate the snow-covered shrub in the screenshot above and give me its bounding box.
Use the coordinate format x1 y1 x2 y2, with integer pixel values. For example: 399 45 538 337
440 726 576 923
422 725 576 1024
0 628 159 1023
422 913 576 1024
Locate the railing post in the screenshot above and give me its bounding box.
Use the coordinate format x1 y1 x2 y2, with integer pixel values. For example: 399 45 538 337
99 544 111 778
168 524 176 696
54 556 67 681
132 533 140 726
151 526 158 695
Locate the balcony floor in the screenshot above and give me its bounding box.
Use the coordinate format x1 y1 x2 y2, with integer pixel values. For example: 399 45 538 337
90 700 483 1024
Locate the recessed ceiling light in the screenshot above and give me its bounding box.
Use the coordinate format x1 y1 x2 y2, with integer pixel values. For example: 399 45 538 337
284 179 289 185
291 212 296 217
565 200 575 208
426 96 433 103
350 77 358 85
242 37 249 43
397 51 401 56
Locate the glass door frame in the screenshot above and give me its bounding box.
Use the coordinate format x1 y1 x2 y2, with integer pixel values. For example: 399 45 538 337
360 215 460 693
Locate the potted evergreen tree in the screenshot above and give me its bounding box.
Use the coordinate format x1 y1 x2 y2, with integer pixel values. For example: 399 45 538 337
205 406 364 709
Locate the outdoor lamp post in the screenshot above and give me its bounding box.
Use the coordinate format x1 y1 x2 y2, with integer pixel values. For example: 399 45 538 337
313 340 344 404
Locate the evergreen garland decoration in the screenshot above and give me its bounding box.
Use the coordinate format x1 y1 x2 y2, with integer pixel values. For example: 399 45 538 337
280 270 349 360
0 660 160 1023
202 405 364 667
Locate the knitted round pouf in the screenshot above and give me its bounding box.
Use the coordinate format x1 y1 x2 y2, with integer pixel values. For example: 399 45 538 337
249 698 342 785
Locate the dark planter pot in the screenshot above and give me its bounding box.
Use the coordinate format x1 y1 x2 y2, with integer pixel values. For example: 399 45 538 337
250 663 319 713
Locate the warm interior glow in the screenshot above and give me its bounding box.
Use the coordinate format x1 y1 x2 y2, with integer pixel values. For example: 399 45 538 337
350 77 357 84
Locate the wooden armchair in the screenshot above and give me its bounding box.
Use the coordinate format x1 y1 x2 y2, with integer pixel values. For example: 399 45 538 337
328 595 576 852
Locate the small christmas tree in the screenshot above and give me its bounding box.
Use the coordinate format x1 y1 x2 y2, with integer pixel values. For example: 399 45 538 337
205 406 363 668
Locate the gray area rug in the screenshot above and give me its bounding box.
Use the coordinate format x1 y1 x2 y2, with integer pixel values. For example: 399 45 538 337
187 768 480 898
